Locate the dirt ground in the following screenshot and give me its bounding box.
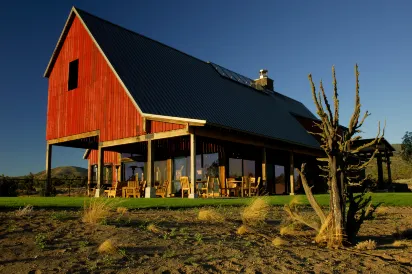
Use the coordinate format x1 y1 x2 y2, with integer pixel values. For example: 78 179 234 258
0 205 411 274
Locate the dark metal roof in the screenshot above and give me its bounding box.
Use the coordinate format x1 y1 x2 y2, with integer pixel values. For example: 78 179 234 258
73 8 321 149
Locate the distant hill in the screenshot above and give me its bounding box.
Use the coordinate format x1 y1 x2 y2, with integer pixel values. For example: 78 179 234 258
33 166 88 179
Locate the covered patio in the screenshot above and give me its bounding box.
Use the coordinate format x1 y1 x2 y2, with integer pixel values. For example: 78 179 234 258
75 124 323 198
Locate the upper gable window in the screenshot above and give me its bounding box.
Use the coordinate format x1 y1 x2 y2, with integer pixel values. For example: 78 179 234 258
68 59 79 91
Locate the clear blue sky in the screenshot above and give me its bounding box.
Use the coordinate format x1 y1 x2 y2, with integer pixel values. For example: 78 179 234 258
0 0 411 176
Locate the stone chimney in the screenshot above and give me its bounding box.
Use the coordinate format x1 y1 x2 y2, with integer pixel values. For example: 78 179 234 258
254 69 274 90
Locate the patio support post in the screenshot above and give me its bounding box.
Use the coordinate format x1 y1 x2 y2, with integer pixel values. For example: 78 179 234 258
262 147 267 193
385 150 392 184
166 158 172 197
189 133 197 198
289 151 295 195
117 153 122 182
377 153 384 189
145 139 156 198
218 151 227 196
45 143 52 197
87 160 92 196
96 145 105 197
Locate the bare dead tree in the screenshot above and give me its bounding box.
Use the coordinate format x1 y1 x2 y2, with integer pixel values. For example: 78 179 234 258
295 65 384 247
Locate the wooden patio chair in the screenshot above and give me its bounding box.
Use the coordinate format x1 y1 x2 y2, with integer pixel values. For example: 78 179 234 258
199 176 210 198
156 180 169 198
208 177 217 198
139 180 147 198
125 181 139 198
250 177 261 196
180 176 190 198
242 176 250 197
106 181 120 198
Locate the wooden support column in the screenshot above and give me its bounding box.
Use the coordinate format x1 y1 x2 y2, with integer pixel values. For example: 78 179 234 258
45 143 52 197
87 160 92 196
117 153 122 182
189 133 197 198
145 139 156 198
385 151 392 184
262 148 267 193
167 158 172 197
96 146 104 197
289 152 295 195
377 153 384 189
218 151 227 197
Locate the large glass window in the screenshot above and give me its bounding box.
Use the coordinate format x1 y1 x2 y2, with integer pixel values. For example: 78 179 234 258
243 160 255 177
203 153 219 179
124 161 145 181
294 168 302 192
275 165 286 194
229 158 242 178
154 160 167 187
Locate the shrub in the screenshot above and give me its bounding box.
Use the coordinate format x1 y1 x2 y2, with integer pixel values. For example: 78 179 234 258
0 176 17 197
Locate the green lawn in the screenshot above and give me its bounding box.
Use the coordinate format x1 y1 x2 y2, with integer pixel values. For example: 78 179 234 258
0 193 411 209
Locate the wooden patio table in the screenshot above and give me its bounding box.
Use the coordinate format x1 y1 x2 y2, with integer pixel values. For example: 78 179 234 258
230 180 242 197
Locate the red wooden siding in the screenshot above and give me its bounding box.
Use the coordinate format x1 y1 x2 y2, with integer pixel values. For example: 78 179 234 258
46 16 182 142
88 150 119 166
151 121 185 133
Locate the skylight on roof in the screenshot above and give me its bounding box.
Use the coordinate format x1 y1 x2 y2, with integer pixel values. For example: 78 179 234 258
210 62 272 94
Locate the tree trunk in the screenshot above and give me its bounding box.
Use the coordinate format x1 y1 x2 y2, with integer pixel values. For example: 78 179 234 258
330 155 344 247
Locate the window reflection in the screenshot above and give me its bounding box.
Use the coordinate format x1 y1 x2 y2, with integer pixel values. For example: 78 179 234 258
243 160 255 177
229 158 242 178
275 165 286 194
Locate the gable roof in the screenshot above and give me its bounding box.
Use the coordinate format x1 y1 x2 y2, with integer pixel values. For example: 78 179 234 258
44 7 321 150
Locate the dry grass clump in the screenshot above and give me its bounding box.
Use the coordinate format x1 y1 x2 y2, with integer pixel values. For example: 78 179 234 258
236 225 252 235
147 224 162 234
83 198 116 224
393 240 409 247
198 209 225 223
280 224 297 236
241 197 270 226
355 239 377 250
272 237 288 247
15 204 33 217
116 207 128 215
98 239 117 254
375 206 389 215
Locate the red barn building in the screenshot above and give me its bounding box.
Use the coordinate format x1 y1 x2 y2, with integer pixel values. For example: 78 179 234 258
44 7 394 197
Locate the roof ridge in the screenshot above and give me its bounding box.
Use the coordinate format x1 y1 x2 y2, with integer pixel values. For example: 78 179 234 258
74 6 208 65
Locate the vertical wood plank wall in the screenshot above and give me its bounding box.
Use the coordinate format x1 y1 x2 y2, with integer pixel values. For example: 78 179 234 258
46 16 183 142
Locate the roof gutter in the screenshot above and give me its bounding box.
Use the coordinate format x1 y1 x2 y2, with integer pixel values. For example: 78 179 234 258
144 113 206 126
